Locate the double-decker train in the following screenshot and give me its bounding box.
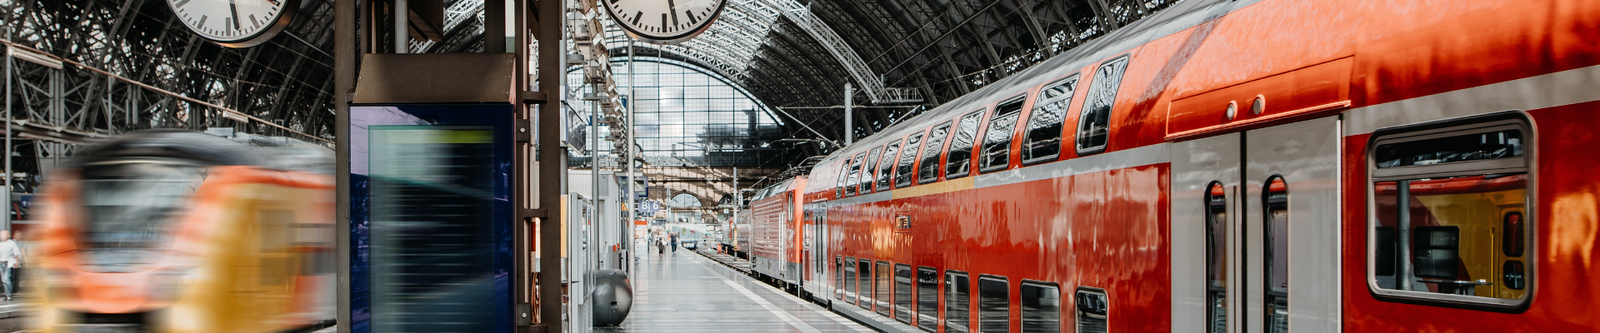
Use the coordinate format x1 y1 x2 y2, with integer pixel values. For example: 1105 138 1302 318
746 0 1600 331
30 131 335 333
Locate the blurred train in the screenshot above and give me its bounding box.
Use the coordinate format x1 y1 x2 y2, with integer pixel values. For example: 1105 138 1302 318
745 0 1600 331
30 130 335 333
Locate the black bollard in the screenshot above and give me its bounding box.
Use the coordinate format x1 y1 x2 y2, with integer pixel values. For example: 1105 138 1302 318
589 269 634 326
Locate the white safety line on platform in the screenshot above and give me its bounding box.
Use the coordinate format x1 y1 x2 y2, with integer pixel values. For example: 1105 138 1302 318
697 255 874 332
705 265 823 333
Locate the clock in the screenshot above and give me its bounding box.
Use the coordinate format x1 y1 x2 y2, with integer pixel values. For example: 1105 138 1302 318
602 0 728 44
165 0 300 48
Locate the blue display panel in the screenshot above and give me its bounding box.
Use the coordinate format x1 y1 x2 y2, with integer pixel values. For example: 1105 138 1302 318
349 105 514 333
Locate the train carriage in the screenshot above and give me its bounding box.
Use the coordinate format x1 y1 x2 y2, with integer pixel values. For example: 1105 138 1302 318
749 177 809 292
780 0 1600 332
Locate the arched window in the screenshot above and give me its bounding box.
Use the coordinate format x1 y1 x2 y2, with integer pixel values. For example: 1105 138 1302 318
668 193 702 207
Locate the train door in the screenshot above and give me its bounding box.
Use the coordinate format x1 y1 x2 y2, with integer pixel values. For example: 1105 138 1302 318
1172 116 1341 333
804 208 830 303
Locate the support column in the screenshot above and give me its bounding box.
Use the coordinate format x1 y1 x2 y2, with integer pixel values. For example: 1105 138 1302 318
333 0 356 332
532 0 568 331
844 83 852 146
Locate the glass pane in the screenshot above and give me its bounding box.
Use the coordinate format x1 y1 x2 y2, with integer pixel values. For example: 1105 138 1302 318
1374 130 1522 168
837 257 845 300
1020 283 1060 333
918 268 940 332
1372 174 1528 300
845 153 865 196
863 147 883 193
845 258 857 304
860 260 873 309
896 132 926 188
1264 177 1288 333
946 111 985 180
1205 182 1227 333
981 101 1024 173
1077 57 1128 153
877 261 893 316
918 123 951 184
946 272 971 333
1024 77 1076 163
879 141 903 190
896 264 915 323
978 277 1009 333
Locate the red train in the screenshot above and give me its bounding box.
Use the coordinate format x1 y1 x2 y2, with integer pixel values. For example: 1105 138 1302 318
745 0 1600 331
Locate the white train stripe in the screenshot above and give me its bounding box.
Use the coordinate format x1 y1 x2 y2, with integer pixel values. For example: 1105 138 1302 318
1345 63 1600 136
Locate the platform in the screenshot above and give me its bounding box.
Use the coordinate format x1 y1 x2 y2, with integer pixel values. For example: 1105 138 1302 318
596 247 874 332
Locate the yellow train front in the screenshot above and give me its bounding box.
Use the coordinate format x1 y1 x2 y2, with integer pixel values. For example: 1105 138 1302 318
29 130 334 333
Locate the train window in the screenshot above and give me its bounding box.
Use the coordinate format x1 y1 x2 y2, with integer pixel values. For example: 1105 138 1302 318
1020 281 1061 333
896 131 926 188
1262 176 1288 333
860 259 874 309
837 256 846 300
895 264 915 323
845 153 866 197
1023 76 1078 165
1076 56 1129 155
978 275 1009 333
1076 287 1110 333
845 257 858 304
1368 115 1531 308
946 110 987 180
877 261 893 316
917 122 952 185
917 267 940 332
1204 182 1228 333
862 147 883 194
980 96 1026 173
945 271 971 333
878 140 903 191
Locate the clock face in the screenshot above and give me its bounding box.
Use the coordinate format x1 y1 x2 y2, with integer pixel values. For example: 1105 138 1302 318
603 0 728 44
166 0 299 48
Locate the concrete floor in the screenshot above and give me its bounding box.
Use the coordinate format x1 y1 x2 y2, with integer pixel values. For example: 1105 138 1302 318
595 249 875 333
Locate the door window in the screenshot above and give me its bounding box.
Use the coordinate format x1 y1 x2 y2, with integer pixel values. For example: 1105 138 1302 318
1205 182 1228 333
1263 176 1289 333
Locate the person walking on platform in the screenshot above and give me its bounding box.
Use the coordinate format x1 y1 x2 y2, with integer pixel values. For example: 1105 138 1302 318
0 231 19 301
657 238 666 258
669 232 679 254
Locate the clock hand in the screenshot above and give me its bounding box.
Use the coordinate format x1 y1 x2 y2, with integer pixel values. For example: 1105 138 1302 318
228 0 242 31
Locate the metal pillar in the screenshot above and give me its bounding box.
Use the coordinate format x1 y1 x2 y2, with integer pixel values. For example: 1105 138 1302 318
626 41 636 272
844 83 853 146
533 0 567 330
4 45 11 230
393 0 408 53
333 0 356 332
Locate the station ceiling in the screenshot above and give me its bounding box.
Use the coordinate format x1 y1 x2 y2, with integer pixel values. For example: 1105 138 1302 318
15 0 1179 173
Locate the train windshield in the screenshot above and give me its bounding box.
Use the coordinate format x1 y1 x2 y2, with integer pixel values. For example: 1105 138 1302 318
78 160 205 273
